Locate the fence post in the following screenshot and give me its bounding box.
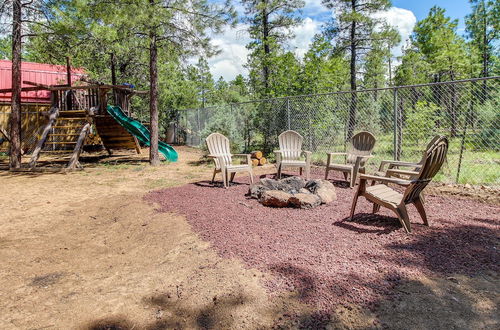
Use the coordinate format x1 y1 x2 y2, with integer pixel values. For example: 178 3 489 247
287 98 291 130
392 88 398 160
456 84 475 183
196 107 201 146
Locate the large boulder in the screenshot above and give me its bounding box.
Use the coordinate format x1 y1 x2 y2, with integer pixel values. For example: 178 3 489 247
289 193 321 209
305 179 337 204
260 190 292 207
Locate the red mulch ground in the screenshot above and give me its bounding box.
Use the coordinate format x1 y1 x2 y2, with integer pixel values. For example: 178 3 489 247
145 172 500 312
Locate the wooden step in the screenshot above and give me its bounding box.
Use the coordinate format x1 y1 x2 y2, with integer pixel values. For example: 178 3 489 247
45 141 77 145
53 126 81 129
48 133 81 137
57 117 86 121
40 150 72 153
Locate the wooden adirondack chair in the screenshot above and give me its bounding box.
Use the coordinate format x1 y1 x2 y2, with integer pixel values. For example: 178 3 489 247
325 131 376 187
205 133 254 188
376 135 445 179
275 130 311 180
350 137 449 233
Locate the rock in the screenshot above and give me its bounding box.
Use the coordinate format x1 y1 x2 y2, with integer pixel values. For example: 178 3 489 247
299 188 310 194
260 190 292 207
280 176 306 191
305 179 337 204
289 193 321 209
259 176 305 194
248 184 270 199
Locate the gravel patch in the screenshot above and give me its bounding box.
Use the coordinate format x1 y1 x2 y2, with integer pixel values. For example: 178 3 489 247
145 173 500 312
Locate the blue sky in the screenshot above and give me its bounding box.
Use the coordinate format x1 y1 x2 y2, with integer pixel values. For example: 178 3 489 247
393 0 471 32
208 1 475 80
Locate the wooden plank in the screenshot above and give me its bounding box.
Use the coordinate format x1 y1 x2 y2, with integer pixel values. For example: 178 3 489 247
28 107 59 168
67 123 90 169
0 126 10 141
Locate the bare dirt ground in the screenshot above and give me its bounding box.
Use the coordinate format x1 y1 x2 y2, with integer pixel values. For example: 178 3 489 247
0 146 498 329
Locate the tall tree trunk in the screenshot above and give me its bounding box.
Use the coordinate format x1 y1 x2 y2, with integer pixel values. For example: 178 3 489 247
149 31 160 166
10 0 22 169
262 2 270 96
481 6 488 99
347 0 357 140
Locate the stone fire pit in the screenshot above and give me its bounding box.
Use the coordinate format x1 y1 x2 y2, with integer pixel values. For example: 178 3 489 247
248 176 336 209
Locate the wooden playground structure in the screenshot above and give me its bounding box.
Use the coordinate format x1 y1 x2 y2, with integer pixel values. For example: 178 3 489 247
0 76 147 170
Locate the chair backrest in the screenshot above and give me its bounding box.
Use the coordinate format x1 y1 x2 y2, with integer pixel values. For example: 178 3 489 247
206 133 232 169
403 137 449 204
417 135 445 165
278 130 303 160
346 131 376 166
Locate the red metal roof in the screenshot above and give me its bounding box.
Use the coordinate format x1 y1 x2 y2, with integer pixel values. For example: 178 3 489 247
0 60 86 103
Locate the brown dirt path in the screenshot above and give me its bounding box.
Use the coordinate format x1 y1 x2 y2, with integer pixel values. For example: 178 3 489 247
0 147 301 329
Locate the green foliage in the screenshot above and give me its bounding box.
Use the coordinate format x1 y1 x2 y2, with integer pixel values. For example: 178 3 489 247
398 6 477 84
0 36 12 60
470 91 500 151
404 101 441 145
466 0 500 77
200 106 243 152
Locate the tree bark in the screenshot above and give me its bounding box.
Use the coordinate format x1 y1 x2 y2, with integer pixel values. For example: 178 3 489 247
149 30 160 166
9 0 22 169
262 0 270 96
347 0 357 140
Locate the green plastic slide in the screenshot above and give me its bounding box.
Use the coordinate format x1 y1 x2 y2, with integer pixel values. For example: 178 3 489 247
106 105 178 162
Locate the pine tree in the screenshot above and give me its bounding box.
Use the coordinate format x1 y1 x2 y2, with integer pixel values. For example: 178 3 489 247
242 0 304 97
322 0 397 139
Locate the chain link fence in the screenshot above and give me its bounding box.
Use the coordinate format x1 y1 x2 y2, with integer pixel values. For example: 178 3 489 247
178 77 499 185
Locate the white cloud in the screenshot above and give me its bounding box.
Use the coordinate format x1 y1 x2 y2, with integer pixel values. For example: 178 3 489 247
206 24 251 81
287 17 321 58
372 7 417 57
205 6 417 81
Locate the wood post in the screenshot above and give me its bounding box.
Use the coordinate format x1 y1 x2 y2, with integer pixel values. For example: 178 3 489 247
67 123 91 169
29 107 59 168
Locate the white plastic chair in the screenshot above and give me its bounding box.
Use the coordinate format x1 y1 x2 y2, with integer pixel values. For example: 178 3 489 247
206 133 254 188
275 130 311 180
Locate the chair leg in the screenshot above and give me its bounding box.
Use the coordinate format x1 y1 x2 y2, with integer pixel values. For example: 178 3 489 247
277 164 282 179
414 198 428 226
350 191 361 220
230 172 236 183
300 167 303 176
221 170 227 188
248 169 254 184
343 171 348 181
372 203 380 214
211 169 217 183
350 169 357 188
396 205 411 233
325 167 329 180
305 165 310 180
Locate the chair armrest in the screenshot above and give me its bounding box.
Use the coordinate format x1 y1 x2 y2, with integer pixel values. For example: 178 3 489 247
303 151 311 163
386 168 419 177
207 154 226 169
233 153 252 165
359 174 411 186
327 152 347 156
379 159 420 171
